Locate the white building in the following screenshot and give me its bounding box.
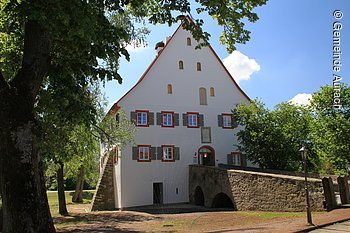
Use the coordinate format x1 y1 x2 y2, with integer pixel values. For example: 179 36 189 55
104 18 252 209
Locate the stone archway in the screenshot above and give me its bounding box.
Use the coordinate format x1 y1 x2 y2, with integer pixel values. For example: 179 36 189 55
194 186 205 206
198 146 215 166
211 192 235 209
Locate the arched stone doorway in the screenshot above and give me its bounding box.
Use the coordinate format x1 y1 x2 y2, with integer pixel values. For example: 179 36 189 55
211 192 235 209
198 146 215 166
194 186 205 206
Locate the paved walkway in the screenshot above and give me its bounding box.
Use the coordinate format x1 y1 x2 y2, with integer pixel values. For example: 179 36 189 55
308 220 350 232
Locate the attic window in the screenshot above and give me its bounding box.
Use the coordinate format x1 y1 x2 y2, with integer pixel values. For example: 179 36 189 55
187 37 191 46
179 61 184 70
167 84 173 94
197 62 202 71
210 87 215 97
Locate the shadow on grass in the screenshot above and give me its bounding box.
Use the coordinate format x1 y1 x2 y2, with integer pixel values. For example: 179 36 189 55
55 212 158 224
54 212 160 232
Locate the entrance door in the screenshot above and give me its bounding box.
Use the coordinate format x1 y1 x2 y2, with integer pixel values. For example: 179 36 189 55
153 182 163 205
198 146 215 166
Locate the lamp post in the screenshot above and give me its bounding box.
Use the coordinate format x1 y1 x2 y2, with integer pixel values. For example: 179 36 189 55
300 146 314 226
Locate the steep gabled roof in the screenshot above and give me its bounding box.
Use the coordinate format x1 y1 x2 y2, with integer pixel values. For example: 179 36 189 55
108 16 250 114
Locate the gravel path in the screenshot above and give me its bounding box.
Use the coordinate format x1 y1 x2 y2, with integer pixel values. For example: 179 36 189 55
54 204 350 233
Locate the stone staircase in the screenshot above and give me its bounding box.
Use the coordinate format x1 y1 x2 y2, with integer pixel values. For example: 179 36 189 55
90 152 116 211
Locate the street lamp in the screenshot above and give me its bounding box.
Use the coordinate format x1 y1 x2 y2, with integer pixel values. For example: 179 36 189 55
300 146 314 226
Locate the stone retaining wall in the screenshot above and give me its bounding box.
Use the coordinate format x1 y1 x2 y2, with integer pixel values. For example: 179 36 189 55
189 165 325 212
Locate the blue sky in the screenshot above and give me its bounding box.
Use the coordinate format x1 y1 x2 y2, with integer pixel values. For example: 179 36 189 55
102 0 350 110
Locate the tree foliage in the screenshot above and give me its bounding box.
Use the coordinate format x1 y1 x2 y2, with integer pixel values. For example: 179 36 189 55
234 84 350 174
310 85 350 174
233 100 317 171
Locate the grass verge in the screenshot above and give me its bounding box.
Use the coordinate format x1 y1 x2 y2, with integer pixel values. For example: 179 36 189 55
48 190 94 217
235 211 325 220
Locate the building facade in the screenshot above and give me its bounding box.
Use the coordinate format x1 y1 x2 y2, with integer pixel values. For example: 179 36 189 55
102 19 252 209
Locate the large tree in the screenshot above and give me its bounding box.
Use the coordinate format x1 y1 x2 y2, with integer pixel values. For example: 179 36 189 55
310 84 350 174
0 0 267 231
233 100 317 171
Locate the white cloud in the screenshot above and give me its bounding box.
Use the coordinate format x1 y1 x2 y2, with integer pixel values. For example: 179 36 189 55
222 51 261 83
289 93 312 106
125 44 149 53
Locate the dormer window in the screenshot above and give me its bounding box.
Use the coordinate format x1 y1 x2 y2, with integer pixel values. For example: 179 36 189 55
187 37 191 46
197 62 202 71
179 60 184 70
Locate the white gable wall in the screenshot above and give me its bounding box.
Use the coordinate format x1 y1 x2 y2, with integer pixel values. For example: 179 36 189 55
115 25 250 208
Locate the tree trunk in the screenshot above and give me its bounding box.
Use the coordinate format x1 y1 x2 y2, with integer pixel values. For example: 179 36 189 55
0 206 3 232
0 21 55 232
57 162 68 215
0 180 2 231
72 166 85 203
0 97 56 232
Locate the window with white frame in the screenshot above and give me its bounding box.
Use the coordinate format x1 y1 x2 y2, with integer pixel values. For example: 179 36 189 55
222 114 232 128
162 112 173 127
138 146 150 161
231 153 241 166
162 146 174 161
136 111 148 126
187 113 198 127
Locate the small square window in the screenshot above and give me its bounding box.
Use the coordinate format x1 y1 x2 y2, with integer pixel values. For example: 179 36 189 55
138 146 151 161
136 111 148 126
187 113 199 128
230 152 242 166
222 114 233 128
162 146 174 161
162 112 174 127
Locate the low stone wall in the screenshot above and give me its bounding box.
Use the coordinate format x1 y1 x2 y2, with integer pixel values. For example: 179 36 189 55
189 165 325 212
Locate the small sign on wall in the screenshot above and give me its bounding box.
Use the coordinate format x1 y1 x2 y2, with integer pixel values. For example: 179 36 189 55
201 127 211 143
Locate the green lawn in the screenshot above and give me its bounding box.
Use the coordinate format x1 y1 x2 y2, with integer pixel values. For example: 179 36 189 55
235 211 324 219
47 190 94 215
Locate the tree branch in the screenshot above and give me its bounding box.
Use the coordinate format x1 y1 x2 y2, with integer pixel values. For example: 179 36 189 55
10 20 51 102
92 124 110 140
